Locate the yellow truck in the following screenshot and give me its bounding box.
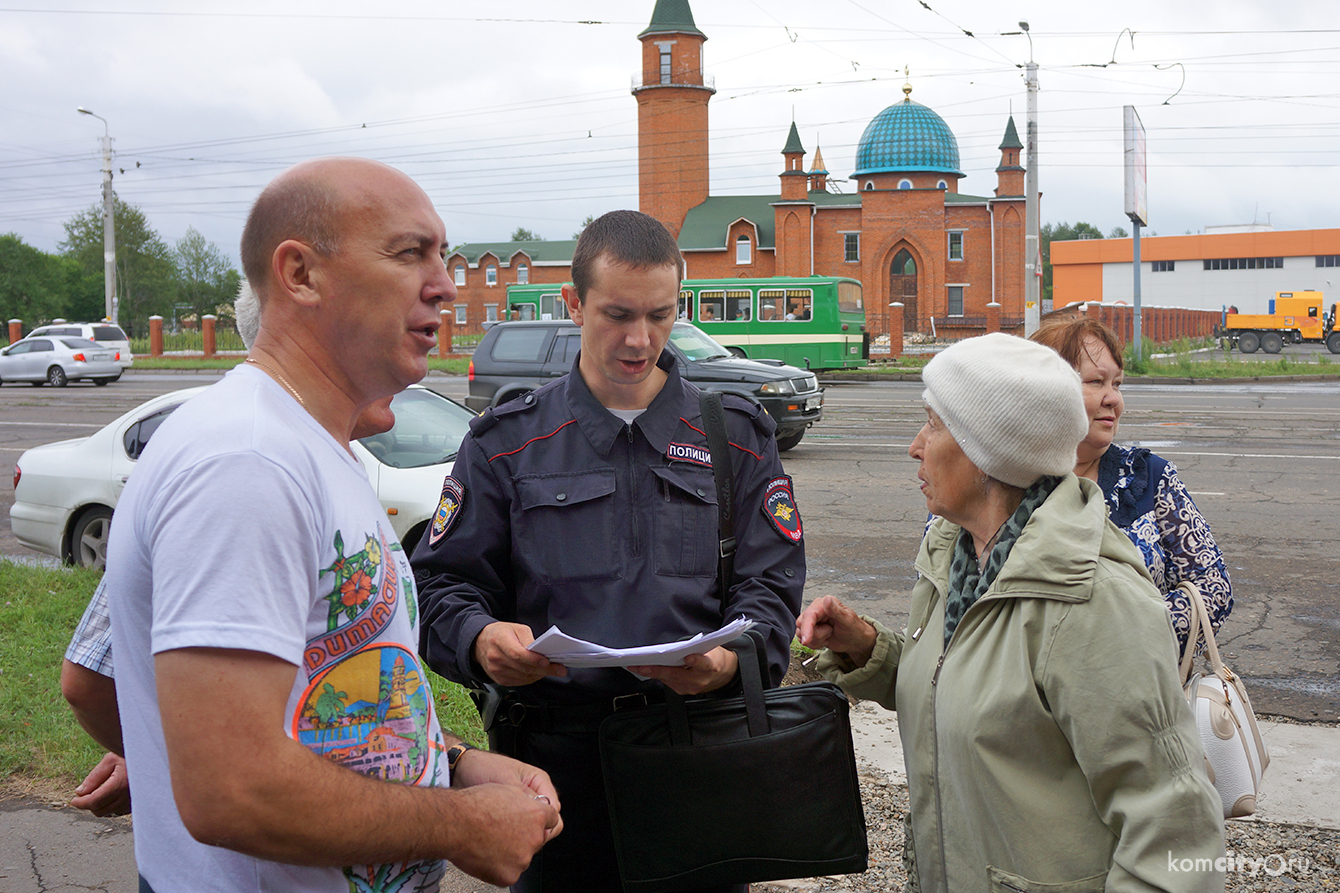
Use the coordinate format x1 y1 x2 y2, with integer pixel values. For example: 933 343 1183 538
1218 291 1340 354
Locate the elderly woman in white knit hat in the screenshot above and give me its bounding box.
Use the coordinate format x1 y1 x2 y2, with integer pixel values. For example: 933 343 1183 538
797 333 1224 893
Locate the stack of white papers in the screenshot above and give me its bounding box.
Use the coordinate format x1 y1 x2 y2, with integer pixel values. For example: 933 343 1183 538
527 616 755 668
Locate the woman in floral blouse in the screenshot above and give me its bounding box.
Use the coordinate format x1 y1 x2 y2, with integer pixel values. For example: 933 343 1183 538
1032 317 1233 652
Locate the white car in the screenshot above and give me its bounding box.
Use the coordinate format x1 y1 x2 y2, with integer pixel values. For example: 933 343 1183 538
26 322 133 370
0 336 123 387
10 383 473 569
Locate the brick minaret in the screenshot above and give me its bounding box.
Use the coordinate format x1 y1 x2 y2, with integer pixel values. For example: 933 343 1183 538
634 0 715 238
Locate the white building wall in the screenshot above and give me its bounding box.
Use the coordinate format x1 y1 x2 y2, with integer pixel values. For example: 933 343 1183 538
1100 257 1336 313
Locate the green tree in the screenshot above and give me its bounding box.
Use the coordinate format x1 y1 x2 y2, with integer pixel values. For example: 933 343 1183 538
1040 221 1104 305
59 194 178 336
510 227 543 241
0 234 87 334
174 226 241 326
572 215 596 239
1109 226 1129 239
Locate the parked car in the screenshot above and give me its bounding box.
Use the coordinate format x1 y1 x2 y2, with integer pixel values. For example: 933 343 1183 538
466 320 823 450
10 383 472 569
26 322 133 370
0 336 123 387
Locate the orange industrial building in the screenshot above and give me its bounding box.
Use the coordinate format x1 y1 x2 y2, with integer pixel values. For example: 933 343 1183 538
1052 227 1340 315
446 0 1031 341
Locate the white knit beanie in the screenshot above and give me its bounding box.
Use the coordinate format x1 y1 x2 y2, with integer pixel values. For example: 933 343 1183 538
922 332 1087 488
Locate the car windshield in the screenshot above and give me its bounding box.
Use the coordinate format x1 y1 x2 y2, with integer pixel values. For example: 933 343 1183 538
61 338 100 349
93 326 127 340
669 323 733 361
358 388 475 469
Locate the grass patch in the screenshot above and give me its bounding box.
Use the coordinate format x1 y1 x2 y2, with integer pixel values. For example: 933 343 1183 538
0 559 483 794
0 561 106 789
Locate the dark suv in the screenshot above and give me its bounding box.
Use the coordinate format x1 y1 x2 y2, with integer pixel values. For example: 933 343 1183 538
467 321 823 451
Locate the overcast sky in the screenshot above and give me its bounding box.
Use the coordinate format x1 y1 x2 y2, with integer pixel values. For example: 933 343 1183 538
3 1 1338 265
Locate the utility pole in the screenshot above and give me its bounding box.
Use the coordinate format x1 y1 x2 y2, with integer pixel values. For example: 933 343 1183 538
77 107 117 325
1020 22 1040 336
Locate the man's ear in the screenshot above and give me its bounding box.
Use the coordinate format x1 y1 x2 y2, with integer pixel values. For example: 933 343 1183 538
272 239 325 308
561 283 583 325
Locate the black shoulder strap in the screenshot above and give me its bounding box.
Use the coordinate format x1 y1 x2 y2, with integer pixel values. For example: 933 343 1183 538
699 390 735 608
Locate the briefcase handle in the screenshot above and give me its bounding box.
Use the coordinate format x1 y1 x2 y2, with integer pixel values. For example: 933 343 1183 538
664 630 771 745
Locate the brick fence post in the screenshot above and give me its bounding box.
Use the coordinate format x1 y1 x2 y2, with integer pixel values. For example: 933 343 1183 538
986 301 1001 334
150 316 164 357
8 319 21 344
202 314 217 358
887 302 904 359
438 309 454 357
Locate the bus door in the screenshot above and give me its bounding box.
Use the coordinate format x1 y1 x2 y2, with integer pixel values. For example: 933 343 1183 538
539 290 567 320
678 290 695 321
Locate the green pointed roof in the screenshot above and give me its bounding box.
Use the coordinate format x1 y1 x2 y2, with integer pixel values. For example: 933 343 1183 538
639 0 705 39
999 116 1023 150
782 122 805 156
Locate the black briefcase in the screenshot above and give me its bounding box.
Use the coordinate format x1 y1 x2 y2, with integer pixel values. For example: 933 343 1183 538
598 631 868 893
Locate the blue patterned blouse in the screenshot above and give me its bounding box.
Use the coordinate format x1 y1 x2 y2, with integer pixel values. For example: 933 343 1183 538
1098 444 1233 654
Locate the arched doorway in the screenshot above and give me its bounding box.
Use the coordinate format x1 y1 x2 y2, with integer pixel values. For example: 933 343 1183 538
890 249 918 333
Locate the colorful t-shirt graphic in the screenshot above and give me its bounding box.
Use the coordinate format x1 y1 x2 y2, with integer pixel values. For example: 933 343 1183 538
106 367 448 893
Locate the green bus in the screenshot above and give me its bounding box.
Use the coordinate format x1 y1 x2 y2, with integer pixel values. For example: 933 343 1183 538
505 275 868 370
677 276 867 370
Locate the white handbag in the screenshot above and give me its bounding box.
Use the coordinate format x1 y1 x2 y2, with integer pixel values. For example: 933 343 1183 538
1177 581 1270 818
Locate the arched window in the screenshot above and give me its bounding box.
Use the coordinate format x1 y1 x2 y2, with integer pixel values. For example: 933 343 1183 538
453 265 465 286
486 264 498 286
893 249 916 275
937 179 948 190
517 263 529 284
863 181 873 191
735 235 752 265
898 179 913 190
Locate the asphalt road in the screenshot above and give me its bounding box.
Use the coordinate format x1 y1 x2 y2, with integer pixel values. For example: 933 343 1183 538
2 368 1338 721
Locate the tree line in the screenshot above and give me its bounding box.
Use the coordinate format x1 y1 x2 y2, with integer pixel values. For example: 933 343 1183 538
1 193 239 338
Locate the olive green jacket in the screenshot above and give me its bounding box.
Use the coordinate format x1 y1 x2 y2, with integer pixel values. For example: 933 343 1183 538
823 474 1224 893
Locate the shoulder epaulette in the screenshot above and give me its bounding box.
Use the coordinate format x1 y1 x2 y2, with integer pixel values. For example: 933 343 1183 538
720 393 776 437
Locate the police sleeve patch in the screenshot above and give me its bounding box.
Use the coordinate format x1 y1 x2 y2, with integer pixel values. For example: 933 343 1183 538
428 476 466 547
762 476 802 544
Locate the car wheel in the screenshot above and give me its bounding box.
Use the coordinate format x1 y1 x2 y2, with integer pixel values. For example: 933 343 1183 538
727 346 747 359
47 365 69 387
775 430 805 452
1327 332 1340 355
70 507 114 570
1260 332 1284 354
1237 331 1260 354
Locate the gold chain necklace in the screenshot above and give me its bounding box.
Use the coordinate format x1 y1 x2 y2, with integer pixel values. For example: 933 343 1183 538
245 357 307 409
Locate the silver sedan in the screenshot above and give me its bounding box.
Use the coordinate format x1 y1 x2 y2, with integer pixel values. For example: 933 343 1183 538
0 336 123 387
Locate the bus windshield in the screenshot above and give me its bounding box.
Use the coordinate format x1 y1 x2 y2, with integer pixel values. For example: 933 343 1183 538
669 323 733 361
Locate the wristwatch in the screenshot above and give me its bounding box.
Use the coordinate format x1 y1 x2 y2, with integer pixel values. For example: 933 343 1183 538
446 741 478 774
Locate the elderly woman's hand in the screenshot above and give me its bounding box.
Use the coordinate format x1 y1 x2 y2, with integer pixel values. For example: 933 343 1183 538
796 596 878 670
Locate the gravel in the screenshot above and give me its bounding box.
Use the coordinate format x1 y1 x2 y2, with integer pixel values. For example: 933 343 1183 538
755 764 1340 893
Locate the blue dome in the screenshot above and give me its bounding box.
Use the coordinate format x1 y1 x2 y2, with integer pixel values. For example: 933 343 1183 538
853 99 962 177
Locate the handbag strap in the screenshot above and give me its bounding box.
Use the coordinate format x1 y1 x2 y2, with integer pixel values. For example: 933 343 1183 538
699 390 735 608
663 631 771 745
1178 581 1231 683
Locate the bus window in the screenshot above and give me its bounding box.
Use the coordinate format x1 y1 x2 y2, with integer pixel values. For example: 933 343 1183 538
759 290 787 321
678 290 695 320
539 291 567 320
837 281 863 312
785 289 813 320
516 304 536 321
726 289 751 321
699 290 724 322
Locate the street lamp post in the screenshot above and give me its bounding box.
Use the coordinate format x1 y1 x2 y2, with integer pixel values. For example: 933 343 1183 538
77 107 118 325
1019 22 1040 336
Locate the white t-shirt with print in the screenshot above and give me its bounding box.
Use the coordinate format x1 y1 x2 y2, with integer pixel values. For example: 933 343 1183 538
106 365 447 893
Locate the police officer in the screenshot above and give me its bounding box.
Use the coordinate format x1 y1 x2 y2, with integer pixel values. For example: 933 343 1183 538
414 210 804 893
